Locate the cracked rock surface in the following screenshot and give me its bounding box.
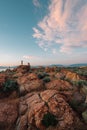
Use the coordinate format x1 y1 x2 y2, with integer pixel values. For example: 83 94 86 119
0 65 87 130
18 90 85 130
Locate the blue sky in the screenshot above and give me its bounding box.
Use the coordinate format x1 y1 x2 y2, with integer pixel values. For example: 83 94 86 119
0 0 87 66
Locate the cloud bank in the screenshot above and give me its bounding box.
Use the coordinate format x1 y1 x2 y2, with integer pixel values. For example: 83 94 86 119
33 0 87 53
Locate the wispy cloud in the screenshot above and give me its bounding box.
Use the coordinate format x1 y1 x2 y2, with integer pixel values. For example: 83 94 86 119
52 49 57 54
32 0 41 7
33 0 87 53
23 55 39 60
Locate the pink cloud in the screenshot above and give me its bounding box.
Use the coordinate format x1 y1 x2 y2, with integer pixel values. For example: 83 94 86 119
33 0 87 53
23 55 39 60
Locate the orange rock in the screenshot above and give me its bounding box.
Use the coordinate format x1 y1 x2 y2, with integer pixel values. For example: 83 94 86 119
62 70 80 81
55 72 65 79
46 79 72 91
66 71 80 81
14 65 30 74
0 101 18 130
19 90 84 130
0 73 7 89
18 73 38 84
45 67 57 73
18 74 44 95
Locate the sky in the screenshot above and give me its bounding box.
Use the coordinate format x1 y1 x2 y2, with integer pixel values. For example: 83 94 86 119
0 0 87 66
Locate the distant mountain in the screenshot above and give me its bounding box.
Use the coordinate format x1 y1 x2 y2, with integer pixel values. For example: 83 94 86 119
50 64 64 67
0 66 8 69
33 64 87 68
0 66 17 69
49 63 87 67
69 63 87 67
0 63 87 69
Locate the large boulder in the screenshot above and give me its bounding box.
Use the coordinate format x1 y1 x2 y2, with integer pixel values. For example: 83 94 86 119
64 71 80 81
0 100 18 130
17 73 38 84
69 91 86 113
46 79 72 91
17 90 85 130
55 72 65 79
18 73 44 95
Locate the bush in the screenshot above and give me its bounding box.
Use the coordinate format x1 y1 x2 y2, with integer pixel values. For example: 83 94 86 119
73 80 87 87
43 77 51 83
69 99 80 110
42 112 58 128
65 78 73 84
69 99 87 114
60 75 65 80
82 110 87 123
54 67 62 73
38 72 49 79
2 79 18 92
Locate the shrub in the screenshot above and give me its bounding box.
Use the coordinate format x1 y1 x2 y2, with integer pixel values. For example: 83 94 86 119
29 70 33 73
38 72 49 79
69 99 83 114
73 80 87 87
82 110 87 123
42 112 58 128
65 78 73 84
60 75 65 80
2 79 18 92
69 99 87 114
43 77 51 83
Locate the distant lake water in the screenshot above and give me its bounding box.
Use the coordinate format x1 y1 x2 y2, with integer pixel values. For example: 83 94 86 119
0 67 14 72
0 68 7 72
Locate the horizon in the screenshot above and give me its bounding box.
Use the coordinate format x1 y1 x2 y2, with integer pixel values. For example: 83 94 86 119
0 62 87 67
0 0 87 65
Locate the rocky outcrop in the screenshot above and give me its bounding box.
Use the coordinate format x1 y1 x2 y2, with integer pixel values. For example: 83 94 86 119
0 66 87 130
0 100 18 130
46 79 72 91
69 91 87 113
66 72 80 81
17 73 44 95
14 65 30 74
55 72 65 79
17 90 85 130
62 70 80 81
45 67 57 73
17 73 38 84
0 73 7 89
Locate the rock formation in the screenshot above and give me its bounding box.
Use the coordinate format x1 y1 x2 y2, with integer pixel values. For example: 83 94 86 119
0 65 87 130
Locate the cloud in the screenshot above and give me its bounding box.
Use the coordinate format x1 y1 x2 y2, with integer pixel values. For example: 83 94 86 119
33 0 87 53
32 0 41 7
52 49 57 54
23 55 39 60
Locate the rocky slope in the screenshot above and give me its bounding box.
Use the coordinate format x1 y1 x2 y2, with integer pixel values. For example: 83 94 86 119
0 65 87 130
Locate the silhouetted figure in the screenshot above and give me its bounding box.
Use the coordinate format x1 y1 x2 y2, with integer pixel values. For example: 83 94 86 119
28 62 30 66
21 60 23 65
